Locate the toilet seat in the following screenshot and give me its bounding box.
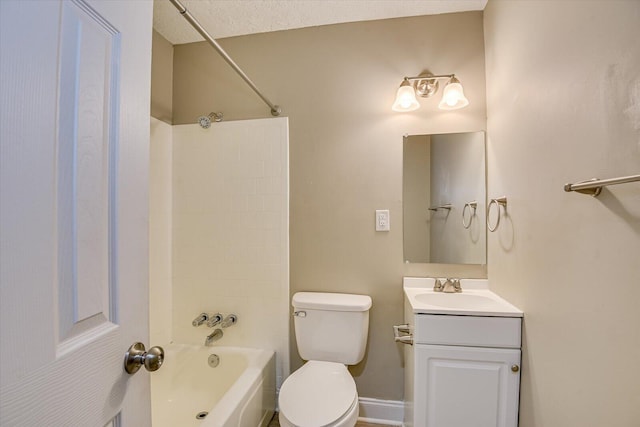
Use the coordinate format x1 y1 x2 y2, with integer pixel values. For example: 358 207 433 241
279 360 358 427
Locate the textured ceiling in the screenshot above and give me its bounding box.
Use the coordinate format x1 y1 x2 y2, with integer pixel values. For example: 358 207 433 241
154 0 488 44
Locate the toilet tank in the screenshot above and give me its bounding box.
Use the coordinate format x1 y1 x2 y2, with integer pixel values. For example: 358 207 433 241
292 292 372 365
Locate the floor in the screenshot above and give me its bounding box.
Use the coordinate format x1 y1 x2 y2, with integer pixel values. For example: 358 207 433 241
267 412 393 427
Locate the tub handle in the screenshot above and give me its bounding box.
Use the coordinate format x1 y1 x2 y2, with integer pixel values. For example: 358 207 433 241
124 342 165 374
192 312 209 327
206 313 223 328
221 314 238 328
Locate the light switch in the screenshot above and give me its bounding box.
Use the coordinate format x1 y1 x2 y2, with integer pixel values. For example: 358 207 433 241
376 209 390 231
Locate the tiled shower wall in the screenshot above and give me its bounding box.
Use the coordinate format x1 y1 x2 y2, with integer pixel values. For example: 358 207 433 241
149 117 172 346
171 118 290 387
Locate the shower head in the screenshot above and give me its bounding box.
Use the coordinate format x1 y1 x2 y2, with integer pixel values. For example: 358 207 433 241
197 112 223 128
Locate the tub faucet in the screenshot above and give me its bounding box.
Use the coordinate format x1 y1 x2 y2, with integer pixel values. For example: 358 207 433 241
205 329 223 346
192 313 209 327
206 313 223 328
221 314 238 328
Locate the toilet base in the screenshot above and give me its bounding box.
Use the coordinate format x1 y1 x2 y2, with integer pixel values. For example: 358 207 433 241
278 395 359 427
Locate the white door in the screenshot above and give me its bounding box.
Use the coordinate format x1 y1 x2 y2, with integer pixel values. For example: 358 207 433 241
0 0 153 425
415 344 521 427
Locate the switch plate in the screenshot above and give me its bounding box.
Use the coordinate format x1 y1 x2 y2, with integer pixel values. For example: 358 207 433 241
376 209 390 231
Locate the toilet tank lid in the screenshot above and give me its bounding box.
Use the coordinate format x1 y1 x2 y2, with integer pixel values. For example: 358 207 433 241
292 292 372 311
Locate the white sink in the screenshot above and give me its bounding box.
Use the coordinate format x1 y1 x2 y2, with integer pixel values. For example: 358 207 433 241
404 277 523 317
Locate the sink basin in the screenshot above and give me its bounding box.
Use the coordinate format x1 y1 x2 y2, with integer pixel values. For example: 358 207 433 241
403 278 523 317
414 293 507 311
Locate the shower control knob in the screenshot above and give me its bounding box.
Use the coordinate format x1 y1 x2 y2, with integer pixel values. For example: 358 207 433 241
124 342 165 375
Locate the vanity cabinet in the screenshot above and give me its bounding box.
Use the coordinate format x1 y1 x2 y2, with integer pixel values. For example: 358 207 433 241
403 309 522 427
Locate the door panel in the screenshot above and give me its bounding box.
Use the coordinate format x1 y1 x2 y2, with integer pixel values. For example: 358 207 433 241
415 345 521 427
57 0 118 347
0 1 153 425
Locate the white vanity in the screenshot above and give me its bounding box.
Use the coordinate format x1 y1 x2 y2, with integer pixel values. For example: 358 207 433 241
398 277 523 427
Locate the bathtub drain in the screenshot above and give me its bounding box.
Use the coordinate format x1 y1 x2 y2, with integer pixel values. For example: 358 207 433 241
196 411 208 420
208 354 220 368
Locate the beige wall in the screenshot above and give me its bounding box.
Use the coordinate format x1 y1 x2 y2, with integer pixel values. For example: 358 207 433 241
172 12 487 400
151 30 173 124
484 1 640 426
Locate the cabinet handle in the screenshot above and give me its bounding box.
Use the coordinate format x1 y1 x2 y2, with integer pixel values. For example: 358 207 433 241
393 324 413 345
511 364 520 373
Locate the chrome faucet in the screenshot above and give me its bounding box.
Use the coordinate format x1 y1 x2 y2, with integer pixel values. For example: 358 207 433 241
220 314 237 328
205 329 223 346
433 279 444 292
206 313 223 328
442 278 462 293
192 313 209 327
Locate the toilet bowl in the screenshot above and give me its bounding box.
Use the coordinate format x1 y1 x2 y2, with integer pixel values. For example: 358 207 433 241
278 292 371 427
278 361 358 427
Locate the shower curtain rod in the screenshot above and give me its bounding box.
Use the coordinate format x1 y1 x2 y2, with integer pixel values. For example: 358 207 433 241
169 0 282 116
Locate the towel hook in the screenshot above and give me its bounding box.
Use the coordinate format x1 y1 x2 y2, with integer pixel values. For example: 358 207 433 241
487 196 507 232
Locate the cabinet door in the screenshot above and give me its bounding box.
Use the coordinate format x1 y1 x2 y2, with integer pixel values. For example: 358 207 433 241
415 345 521 427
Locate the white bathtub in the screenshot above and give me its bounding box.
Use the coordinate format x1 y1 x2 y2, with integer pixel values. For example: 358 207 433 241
151 344 276 427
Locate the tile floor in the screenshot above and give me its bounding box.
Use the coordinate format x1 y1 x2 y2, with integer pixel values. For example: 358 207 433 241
267 412 392 427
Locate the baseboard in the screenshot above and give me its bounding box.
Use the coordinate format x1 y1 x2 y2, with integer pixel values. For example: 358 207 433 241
358 397 404 426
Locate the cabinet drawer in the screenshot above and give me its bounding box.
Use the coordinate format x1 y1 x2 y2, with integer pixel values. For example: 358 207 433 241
414 314 521 348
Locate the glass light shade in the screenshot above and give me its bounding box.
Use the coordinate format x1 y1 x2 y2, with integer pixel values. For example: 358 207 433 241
392 81 420 112
438 80 469 110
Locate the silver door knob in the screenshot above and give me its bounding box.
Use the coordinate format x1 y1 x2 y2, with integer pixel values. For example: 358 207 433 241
124 342 165 374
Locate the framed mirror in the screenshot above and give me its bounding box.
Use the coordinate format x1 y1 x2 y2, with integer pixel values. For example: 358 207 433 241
403 131 486 265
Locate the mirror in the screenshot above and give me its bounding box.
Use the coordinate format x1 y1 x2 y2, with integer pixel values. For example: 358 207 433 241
403 131 486 265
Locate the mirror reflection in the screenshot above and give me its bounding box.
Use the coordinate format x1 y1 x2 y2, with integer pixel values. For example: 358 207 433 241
403 131 486 265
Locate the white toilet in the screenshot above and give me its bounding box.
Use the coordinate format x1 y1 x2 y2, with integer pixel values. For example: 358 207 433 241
278 292 372 427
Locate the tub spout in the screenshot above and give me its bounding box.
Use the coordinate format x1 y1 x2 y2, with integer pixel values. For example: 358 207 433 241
205 329 223 346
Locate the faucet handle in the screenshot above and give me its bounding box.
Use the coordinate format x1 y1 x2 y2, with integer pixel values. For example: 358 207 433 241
221 314 237 328
206 313 223 328
442 278 455 293
453 279 462 293
192 313 209 327
433 279 444 292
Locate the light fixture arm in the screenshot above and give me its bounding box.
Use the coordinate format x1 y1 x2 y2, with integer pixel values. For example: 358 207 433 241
402 74 458 99
404 74 455 82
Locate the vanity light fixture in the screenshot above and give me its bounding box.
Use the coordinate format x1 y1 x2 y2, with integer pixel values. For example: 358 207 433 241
392 73 469 112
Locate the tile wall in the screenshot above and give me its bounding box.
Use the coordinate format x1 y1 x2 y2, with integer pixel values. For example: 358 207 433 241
149 117 173 345
171 118 290 388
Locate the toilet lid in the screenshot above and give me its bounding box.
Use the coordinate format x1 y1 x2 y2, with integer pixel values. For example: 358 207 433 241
279 361 357 427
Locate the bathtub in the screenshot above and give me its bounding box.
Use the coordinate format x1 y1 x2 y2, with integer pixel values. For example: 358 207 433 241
151 344 276 427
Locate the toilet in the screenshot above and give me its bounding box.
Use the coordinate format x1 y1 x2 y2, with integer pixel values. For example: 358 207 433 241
278 292 372 427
